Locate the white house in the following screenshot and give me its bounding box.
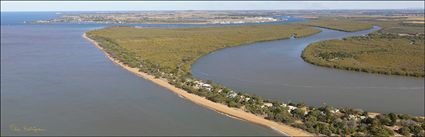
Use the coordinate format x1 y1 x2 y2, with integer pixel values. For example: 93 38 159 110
287 105 298 113
201 83 212 91
330 109 340 113
201 83 211 88
227 91 238 98
349 115 357 120
192 81 212 91
261 103 273 108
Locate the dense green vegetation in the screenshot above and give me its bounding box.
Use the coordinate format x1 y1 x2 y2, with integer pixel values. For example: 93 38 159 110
303 17 374 32
305 16 425 34
303 16 425 34
87 24 320 75
302 33 424 77
302 16 425 77
346 16 425 34
87 23 425 136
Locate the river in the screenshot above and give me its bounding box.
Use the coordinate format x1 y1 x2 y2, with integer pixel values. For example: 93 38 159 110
1 12 288 136
192 26 424 116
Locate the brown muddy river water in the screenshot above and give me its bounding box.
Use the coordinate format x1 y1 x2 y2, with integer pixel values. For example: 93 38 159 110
192 26 424 116
1 12 285 136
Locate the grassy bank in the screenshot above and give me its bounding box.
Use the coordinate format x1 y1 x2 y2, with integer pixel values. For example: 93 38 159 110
86 23 425 136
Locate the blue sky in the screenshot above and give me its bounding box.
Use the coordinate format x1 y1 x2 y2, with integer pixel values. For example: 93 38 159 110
2 1 424 12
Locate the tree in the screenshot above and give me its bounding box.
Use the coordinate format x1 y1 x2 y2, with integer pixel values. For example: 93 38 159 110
408 124 423 136
421 122 425 131
267 112 294 124
280 113 295 124
292 108 306 119
377 115 392 126
397 127 411 136
245 104 264 115
306 115 318 123
387 113 398 126
398 114 413 120
269 113 284 122
227 100 241 108
368 125 394 137
357 123 368 133
307 110 321 119
319 124 333 136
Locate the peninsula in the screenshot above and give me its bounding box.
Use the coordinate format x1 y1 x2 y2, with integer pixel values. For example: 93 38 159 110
84 24 319 136
85 20 424 136
302 16 424 77
83 33 312 136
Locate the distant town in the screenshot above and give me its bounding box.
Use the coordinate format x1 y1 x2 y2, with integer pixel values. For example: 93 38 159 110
33 11 286 24
32 10 424 24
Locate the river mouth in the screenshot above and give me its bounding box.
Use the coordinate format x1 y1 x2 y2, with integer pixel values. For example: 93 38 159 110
3 12 299 136
192 26 424 116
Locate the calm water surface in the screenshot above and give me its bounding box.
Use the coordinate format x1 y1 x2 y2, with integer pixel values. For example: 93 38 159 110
1 12 283 136
193 26 424 116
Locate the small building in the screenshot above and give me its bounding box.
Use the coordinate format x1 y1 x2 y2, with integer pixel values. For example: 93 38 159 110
349 114 359 120
287 105 298 113
398 33 413 37
330 109 340 113
201 83 212 91
201 83 211 88
261 103 273 108
227 91 238 98
192 81 212 91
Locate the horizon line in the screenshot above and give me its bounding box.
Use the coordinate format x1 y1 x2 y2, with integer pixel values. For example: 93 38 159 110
3 8 425 12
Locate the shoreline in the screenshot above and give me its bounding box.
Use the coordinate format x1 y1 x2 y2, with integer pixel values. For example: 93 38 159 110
300 26 425 78
83 33 313 136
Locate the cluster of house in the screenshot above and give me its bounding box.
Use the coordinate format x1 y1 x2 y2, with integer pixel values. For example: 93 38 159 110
192 80 213 91
226 91 238 98
189 79 257 102
210 17 280 24
349 114 367 121
259 101 303 114
187 79 375 121
397 33 423 37
190 79 306 112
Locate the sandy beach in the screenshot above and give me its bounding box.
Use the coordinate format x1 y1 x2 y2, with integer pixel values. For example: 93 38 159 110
83 33 313 136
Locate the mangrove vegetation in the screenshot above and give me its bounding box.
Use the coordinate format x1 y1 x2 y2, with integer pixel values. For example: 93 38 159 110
86 22 425 136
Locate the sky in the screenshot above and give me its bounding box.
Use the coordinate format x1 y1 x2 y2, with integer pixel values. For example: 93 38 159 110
1 1 424 12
